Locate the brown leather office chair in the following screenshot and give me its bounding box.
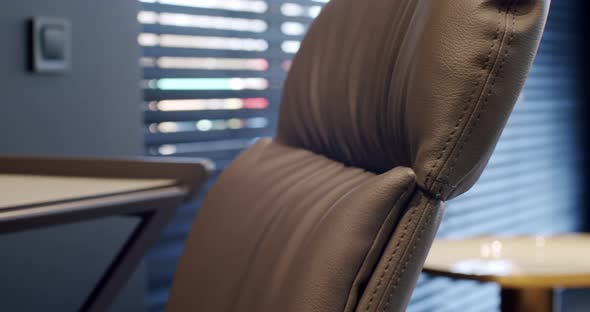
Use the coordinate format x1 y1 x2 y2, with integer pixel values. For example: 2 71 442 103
167 0 550 311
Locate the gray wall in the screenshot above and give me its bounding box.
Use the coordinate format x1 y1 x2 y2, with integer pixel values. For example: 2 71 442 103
0 0 143 157
0 1 146 311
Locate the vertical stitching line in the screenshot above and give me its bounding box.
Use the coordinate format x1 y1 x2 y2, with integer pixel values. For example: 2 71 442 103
381 200 436 311
377 7 518 310
424 6 504 190
363 190 416 311
443 3 518 192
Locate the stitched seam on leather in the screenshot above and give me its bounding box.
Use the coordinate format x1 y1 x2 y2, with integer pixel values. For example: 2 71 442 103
381 199 436 311
363 192 418 312
423 3 507 193
441 4 518 196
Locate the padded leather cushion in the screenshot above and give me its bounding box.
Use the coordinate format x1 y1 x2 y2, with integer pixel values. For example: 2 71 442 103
167 139 422 312
358 192 443 311
169 0 550 310
277 0 550 200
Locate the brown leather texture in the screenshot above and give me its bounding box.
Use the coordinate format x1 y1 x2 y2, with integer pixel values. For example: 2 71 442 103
169 0 549 311
168 139 425 311
357 192 443 311
278 0 550 200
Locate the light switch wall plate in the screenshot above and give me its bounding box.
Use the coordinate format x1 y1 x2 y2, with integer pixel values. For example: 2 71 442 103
30 17 71 74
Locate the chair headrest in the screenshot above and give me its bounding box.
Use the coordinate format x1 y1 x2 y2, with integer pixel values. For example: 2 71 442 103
277 0 550 200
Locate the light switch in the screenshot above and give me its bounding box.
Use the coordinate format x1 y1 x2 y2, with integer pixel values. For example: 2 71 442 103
31 17 71 74
41 25 67 60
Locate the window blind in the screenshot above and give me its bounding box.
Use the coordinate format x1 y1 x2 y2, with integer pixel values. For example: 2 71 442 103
137 1 584 311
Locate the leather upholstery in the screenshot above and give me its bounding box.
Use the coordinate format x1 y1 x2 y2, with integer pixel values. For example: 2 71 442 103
168 0 549 311
278 0 550 200
168 139 428 311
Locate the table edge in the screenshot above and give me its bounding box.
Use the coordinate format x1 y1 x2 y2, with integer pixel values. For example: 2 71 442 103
423 267 590 289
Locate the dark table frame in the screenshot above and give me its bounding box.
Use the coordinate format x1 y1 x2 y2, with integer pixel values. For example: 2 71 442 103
0 156 210 312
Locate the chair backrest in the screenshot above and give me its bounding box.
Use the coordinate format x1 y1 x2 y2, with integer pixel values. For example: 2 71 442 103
167 0 549 311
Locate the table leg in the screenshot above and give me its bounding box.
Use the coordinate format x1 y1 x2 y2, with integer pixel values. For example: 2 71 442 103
500 288 555 312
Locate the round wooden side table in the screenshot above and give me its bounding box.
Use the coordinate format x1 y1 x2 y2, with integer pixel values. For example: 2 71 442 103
423 235 590 312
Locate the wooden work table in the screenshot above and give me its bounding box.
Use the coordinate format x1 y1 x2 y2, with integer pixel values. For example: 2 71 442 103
424 235 590 312
0 156 210 312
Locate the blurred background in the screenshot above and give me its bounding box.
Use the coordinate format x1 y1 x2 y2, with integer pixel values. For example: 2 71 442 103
0 0 588 311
